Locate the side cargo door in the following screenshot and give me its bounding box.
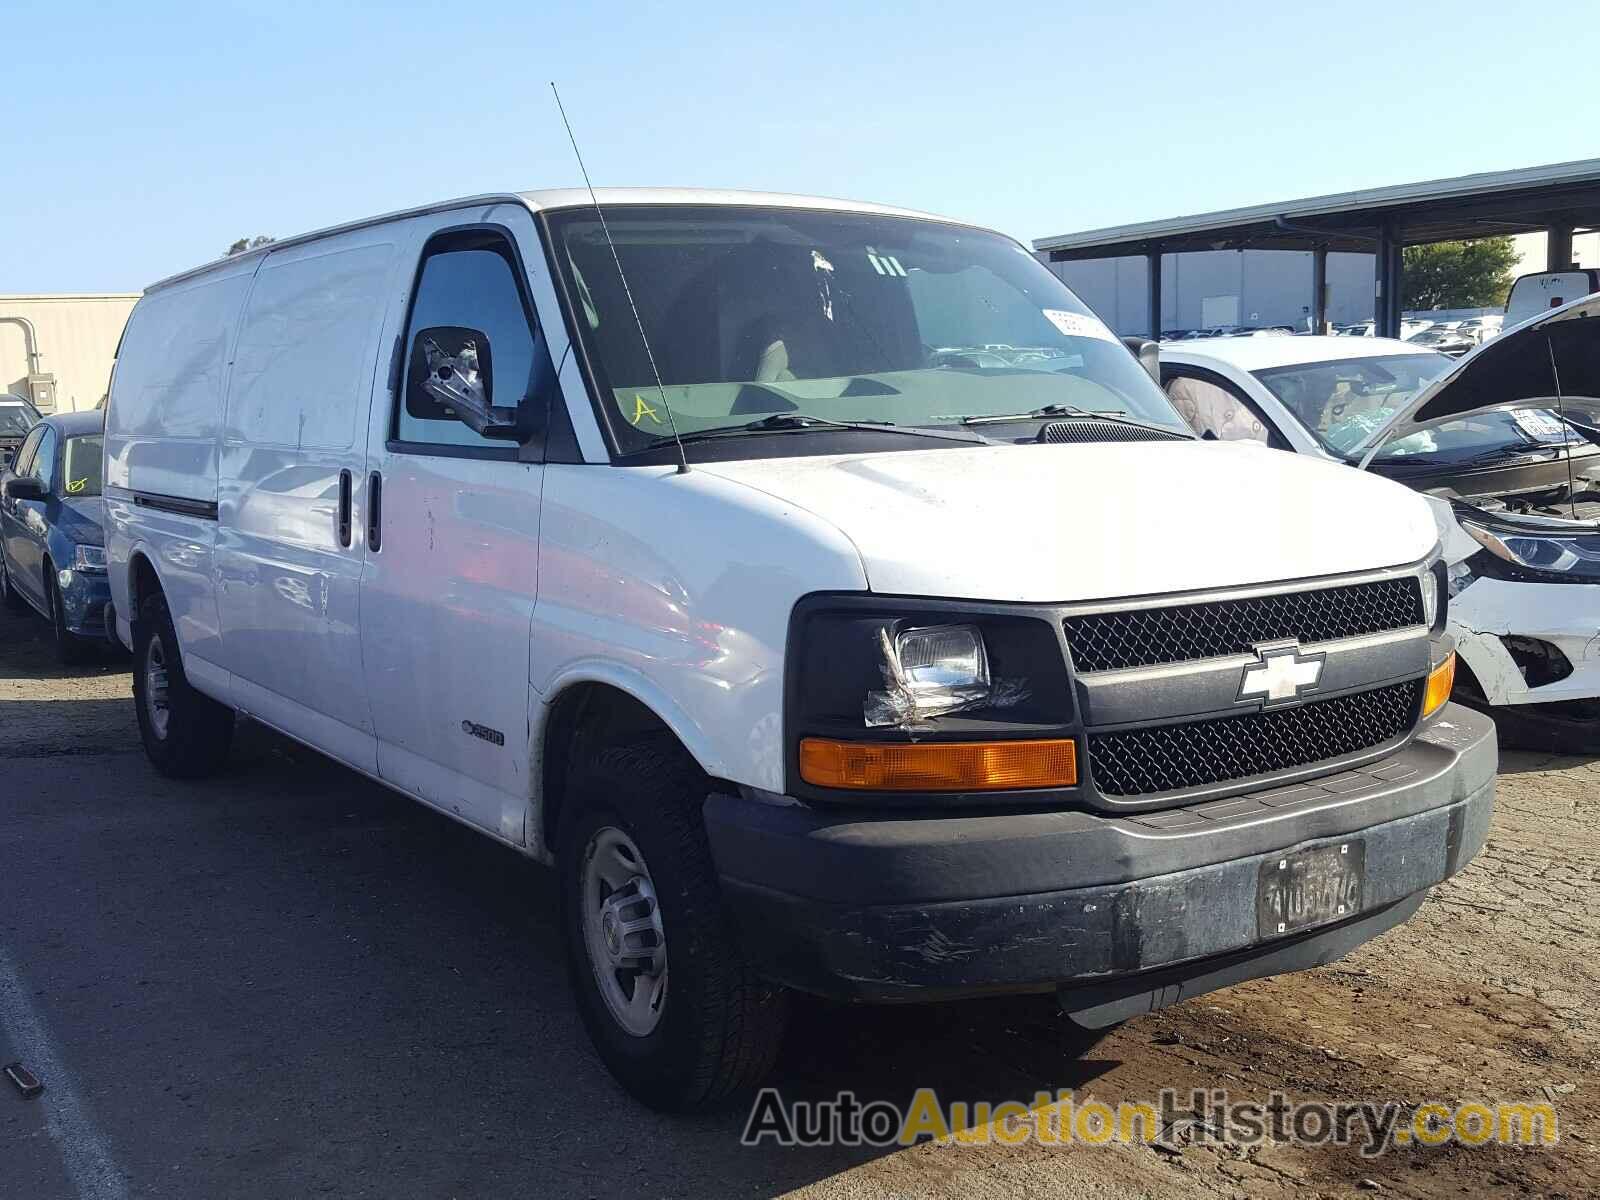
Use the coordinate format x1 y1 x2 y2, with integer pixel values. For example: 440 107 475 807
358 206 557 841
215 227 409 772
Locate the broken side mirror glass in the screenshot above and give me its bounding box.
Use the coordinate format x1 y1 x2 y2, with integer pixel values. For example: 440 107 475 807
407 326 525 441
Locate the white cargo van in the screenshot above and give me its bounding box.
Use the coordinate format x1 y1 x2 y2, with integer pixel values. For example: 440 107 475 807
105 189 1494 1111
1504 269 1600 329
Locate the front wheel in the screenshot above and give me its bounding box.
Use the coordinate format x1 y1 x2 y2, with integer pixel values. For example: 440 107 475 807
45 568 92 665
559 738 788 1111
133 591 234 777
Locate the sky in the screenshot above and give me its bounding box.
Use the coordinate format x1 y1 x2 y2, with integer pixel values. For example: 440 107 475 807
5 0 1596 294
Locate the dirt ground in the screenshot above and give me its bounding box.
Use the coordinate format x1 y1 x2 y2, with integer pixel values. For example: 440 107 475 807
1 601 1595 1199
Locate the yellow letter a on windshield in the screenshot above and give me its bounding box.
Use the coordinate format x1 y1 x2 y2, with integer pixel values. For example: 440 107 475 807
632 394 662 425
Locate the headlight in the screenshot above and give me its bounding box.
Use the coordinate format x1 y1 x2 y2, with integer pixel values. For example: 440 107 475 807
873 624 991 724
787 598 1077 799
1461 520 1600 581
1419 567 1438 629
72 544 107 572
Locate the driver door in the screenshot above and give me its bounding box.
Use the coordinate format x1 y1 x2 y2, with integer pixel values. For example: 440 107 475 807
358 207 557 842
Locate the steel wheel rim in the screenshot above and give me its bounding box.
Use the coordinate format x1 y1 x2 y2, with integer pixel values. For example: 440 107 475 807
580 825 668 1037
145 632 171 739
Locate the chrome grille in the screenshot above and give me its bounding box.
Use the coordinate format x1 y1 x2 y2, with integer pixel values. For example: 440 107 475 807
1087 680 1422 797
1063 577 1424 673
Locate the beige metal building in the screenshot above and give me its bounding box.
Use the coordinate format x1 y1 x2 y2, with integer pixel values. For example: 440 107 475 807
0 293 140 413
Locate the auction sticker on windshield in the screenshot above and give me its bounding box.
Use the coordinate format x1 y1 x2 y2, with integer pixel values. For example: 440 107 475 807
1042 309 1118 343
1513 409 1578 442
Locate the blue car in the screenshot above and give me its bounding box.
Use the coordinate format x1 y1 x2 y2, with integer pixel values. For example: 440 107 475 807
0 411 116 662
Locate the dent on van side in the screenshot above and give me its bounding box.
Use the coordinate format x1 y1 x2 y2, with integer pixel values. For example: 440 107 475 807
104 188 1495 1111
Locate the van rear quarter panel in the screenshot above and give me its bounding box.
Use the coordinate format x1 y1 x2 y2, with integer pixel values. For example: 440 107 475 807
105 259 255 667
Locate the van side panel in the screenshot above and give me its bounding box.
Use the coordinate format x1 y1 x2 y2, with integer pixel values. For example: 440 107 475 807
104 262 256 677
105 266 254 502
214 229 406 773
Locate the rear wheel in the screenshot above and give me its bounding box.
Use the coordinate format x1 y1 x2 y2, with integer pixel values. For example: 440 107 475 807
133 590 234 777
559 737 789 1111
45 566 92 665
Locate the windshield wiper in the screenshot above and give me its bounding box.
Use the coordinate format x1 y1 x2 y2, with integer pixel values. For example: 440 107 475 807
1376 444 1564 471
672 412 988 447
959 404 1192 439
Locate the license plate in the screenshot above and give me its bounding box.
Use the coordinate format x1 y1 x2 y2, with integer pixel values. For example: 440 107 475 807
1257 841 1365 938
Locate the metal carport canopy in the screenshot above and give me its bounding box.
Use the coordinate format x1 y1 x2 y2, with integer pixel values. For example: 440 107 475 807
1032 158 1600 337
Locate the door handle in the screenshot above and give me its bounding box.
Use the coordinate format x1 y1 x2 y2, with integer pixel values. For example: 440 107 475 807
337 469 352 548
367 471 382 552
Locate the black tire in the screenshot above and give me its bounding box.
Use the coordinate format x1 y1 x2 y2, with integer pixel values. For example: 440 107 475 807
559 737 789 1111
133 590 234 778
45 566 92 665
0 553 24 611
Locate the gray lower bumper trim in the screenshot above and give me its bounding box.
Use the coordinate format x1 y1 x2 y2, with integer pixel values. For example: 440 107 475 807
1057 892 1427 1028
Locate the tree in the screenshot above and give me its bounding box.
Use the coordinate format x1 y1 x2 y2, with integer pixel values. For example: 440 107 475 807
226 235 275 256
1401 236 1518 310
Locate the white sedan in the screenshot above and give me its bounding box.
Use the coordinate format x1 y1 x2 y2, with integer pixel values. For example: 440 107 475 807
1160 317 1600 750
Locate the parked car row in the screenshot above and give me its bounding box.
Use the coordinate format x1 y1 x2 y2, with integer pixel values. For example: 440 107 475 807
0 410 116 662
1160 324 1295 341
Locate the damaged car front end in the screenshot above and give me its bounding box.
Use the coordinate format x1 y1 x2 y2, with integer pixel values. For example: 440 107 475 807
1352 295 1600 750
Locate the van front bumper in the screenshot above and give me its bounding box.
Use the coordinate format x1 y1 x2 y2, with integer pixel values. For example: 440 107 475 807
704 703 1496 1016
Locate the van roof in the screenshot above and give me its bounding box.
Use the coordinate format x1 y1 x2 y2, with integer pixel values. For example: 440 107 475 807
143 188 975 295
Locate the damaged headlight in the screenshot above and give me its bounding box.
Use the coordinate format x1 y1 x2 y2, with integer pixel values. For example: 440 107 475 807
786 598 1077 799
1461 520 1600 581
868 624 1006 727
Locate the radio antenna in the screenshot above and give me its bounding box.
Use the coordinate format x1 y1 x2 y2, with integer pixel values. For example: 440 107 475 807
550 82 689 475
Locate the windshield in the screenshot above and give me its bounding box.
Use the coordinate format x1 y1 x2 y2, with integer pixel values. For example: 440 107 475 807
1251 353 1455 459
545 206 1189 455
61 435 103 496
0 405 36 436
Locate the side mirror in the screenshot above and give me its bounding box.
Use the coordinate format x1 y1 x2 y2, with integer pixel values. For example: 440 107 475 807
3 476 46 501
406 326 526 441
1121 336 1161 383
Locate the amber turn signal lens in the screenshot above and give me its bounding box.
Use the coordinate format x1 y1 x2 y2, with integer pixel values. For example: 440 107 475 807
798 737 1078 791
1423 651 1456 718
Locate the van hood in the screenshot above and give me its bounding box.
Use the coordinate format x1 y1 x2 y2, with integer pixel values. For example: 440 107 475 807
698 440 1437 603
1354 293 1600 463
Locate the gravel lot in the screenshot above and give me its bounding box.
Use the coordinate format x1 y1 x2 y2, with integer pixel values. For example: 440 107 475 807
1 602 1594 1199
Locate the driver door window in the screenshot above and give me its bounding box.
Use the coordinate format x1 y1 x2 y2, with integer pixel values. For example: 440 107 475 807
1163 372 1274 445
397 237 538 453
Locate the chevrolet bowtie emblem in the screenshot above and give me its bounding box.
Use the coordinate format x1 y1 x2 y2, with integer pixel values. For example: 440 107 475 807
1238 642 1324 706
